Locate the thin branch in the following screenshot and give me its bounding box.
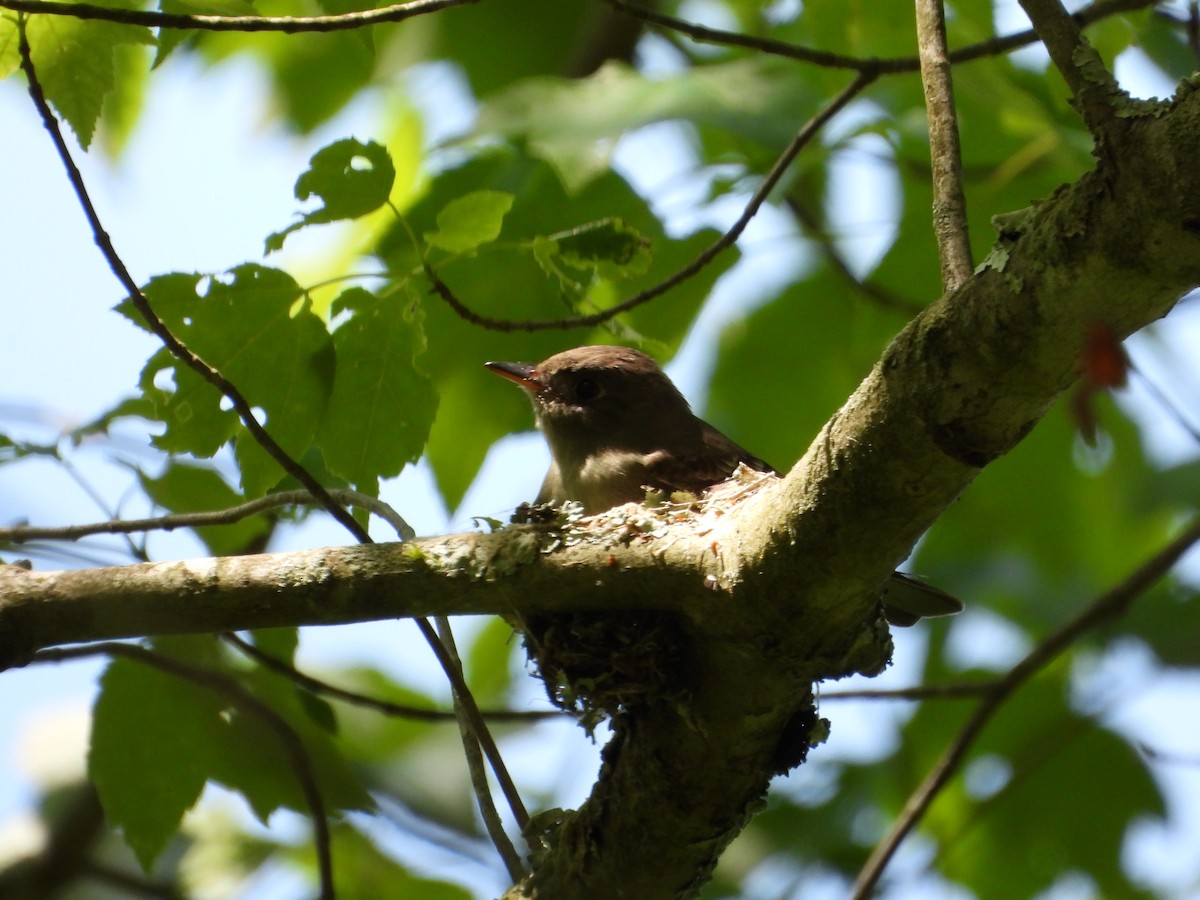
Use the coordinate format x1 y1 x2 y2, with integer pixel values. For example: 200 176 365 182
436 618 527 881
1018 0 1126 136
600 0 1157 74
30 642 336 900
850 517 1200 900
222 632 559 723
821 680 999 701
415 615 531 830
16 17 367 545
425 71 877 332
1 488 416 545
915 0 973 290
1 0 477 31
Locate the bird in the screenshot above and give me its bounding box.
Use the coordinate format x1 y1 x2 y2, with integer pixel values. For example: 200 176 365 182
486 345 962 625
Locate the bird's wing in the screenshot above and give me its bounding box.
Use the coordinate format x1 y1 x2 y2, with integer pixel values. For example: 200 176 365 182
642 420 778 495
882 572 964 626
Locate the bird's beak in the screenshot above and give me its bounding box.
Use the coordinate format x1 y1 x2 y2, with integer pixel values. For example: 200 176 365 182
485 360 544 394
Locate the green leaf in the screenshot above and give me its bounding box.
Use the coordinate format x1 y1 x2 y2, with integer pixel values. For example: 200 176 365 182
17 7 154 148
476 58 822 191
424 190 515 254
249 627 300 664
407 0 593 98
916 397 1178 627
139 462 272 556
90 657 227 871
918 668 1163 898
209 666 374 822
314 287 438 491
267 139 396 252
535 218 652 283
289 822 472 899
0 17 20 81
464 616 520 705
118 265 336 495
710 268 909 473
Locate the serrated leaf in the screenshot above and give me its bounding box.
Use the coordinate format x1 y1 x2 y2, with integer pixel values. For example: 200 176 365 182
315 287 438 490
424 190 514 254
18 9 154 148
267 139 396 252
90 657 228 871
117 265 335 495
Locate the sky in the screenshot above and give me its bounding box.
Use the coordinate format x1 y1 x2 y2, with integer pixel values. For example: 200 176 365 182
2 20 1200 900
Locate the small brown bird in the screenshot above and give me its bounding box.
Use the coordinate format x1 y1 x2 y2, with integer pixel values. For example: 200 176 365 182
487 345 961 625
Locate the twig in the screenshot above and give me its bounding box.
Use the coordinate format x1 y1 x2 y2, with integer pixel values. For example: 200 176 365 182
915 0 973 290
222 632 559 722
435 618 527 881
850 517 1200 899
600 0 1157 74
1 0 476 31
414 616 531 830
1 488 416 544
31 642 337 900
821 680 999 701
425 71 877 331
1017 0 1125 136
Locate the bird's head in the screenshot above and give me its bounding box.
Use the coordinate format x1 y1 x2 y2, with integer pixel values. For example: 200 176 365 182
486 346 696 461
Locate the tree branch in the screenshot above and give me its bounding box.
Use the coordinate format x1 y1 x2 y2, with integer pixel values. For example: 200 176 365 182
0 488 416 544
1 0 477 31
915 0 973 290
1018 0 1127 136
600 0 1157 74
221 633 558 722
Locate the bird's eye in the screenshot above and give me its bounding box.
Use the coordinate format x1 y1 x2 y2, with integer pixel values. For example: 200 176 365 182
574 378 602 402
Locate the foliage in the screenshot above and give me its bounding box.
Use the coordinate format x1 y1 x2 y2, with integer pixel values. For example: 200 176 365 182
1 0 1198 898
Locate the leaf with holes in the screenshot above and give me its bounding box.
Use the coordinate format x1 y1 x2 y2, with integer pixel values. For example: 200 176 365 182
117 265 335 494
266 138 396 252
